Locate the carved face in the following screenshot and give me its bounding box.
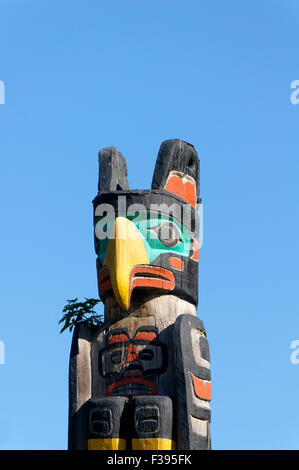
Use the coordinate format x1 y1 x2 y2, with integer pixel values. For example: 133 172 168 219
98 326 167 396
94 208 200 310
93 139 201 310
95 212 192 266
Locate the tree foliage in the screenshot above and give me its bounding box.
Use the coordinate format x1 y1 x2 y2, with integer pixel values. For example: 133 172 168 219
59 297 103 334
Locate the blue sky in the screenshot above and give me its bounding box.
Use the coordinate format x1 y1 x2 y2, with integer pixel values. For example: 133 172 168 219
0 0 299 450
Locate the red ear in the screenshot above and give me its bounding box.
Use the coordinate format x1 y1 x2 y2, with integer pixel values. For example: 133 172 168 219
151 139 200 205
164 171 197 208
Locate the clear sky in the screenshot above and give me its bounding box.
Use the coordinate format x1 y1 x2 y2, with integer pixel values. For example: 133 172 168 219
0 0 299 450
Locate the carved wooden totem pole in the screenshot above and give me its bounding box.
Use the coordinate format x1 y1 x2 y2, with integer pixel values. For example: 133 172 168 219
68 139 211 450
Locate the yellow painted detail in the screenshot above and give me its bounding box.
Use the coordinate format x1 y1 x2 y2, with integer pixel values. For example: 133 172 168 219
104 217 149 310
88 438 126 450
132 438 176 450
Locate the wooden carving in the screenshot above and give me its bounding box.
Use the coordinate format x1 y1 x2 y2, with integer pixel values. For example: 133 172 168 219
68 139 211 450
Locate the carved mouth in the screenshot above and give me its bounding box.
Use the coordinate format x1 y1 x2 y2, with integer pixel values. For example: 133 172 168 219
108 376 157 396
98 265 175 297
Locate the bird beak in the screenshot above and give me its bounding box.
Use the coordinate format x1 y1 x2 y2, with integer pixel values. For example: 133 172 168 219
103 217 149 310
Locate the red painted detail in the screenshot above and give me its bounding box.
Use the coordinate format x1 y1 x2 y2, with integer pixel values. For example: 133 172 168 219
169 257 184 271
124 371 142 378
124 344 140 364
128 266 175 306
130 266 175 290
135 331 157 342
108 333 130 345
98 267 112 295
98 265 175 306
184 181 196 207
191 239 199 262
165 175 183 197
108 376 158 396
165 175 196 208
191 373 211 401
98 267 110 282
99 279 112 295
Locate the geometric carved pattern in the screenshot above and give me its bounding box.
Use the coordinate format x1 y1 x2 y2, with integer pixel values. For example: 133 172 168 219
68 139 211 450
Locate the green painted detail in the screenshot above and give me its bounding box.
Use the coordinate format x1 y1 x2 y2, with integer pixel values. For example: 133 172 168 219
94 212 191 265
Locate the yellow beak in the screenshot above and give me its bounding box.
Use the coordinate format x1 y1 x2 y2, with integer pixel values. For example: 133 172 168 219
103 217 149 310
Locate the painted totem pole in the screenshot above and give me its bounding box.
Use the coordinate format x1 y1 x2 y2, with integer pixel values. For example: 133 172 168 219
68 139 211 450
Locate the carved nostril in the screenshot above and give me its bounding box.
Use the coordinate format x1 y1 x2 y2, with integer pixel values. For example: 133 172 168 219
124 344 140 364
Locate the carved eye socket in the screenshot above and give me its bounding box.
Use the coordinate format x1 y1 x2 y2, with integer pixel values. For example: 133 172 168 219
157 222 181 248
138 349 154 361
111 350 122 364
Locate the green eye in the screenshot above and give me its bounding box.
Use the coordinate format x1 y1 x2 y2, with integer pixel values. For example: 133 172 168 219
150 222 182 248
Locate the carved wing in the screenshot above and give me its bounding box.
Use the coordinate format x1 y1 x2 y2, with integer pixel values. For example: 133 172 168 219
174 314 211 450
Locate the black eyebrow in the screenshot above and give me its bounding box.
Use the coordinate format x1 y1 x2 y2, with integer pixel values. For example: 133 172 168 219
106 328 130 343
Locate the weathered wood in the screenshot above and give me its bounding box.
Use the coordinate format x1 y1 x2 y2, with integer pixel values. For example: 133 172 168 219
174 314 211 450
68 324 94 450
98 147 129 193
68 139 211 450
151 139 200 206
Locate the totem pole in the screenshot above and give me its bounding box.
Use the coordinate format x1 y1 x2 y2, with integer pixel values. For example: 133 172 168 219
68 139 211 450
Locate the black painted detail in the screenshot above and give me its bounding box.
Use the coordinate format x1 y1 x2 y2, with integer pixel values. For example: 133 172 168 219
97 147 129 193
174 314 211 450
89 407 112 435
151 139 200 204
86 397 129 440
131 396 174 441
